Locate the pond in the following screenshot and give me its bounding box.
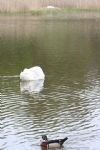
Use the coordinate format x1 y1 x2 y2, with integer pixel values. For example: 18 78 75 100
1 15 100 150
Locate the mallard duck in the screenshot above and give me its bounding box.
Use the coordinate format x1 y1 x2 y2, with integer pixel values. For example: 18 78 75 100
40 135 68 149
20 66 45 81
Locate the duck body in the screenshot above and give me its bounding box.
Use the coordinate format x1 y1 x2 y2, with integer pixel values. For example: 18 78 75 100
41 135 68 149
20 66 45 81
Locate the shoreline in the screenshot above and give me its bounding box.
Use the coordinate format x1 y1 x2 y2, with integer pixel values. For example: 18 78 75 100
0 8 100 20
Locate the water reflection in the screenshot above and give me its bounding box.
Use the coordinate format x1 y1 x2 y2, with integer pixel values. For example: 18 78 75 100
1 16 100 150
20 79 44 95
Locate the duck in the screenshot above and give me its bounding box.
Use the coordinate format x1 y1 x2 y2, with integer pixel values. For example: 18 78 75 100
20 66 45 81
40 135 68 149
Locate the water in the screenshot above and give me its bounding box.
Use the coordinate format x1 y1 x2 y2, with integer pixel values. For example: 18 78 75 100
0 16 100 150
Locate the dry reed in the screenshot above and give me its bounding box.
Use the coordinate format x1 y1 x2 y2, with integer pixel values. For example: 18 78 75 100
0 0 100 12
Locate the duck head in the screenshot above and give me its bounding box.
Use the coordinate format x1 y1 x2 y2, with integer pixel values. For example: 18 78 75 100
42 135 48 141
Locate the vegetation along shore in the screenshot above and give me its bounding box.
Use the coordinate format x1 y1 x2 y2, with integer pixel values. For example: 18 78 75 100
0 0 100 13
0 0 100 20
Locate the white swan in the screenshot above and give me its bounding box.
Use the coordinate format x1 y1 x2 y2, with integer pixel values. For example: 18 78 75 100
47 6 55 9
20 66 45 81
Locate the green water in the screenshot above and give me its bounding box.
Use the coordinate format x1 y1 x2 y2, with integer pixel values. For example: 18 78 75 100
1 16 100 150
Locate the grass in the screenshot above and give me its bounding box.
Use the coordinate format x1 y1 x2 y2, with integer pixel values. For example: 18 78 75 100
31 8 61 16
30 8 100 16
0 8 100 17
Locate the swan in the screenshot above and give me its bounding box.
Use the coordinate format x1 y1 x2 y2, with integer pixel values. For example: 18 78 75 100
47 6 55 9
20 66 45 81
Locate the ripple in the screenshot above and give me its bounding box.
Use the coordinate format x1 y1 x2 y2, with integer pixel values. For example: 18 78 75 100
1 72 100 150
0 75 19 79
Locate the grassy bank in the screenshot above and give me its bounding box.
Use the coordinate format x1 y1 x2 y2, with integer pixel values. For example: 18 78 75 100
0 8 100 17
30 8 100 20
30 8 100 15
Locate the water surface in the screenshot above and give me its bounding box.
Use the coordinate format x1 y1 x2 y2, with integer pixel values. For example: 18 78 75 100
1 16 100 150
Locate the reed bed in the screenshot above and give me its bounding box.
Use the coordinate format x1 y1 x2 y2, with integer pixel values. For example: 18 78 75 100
0 0 100 13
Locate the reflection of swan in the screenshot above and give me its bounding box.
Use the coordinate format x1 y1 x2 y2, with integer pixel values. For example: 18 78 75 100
20 80 44 94
20 66 45 81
